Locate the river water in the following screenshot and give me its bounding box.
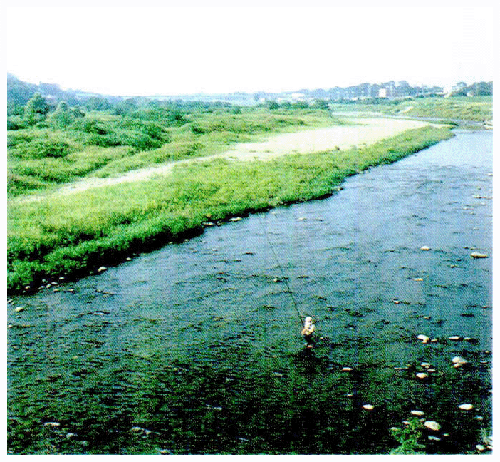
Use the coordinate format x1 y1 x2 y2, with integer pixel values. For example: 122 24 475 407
7 130 492 454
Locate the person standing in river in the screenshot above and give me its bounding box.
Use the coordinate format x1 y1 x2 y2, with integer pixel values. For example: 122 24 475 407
302 317 316 347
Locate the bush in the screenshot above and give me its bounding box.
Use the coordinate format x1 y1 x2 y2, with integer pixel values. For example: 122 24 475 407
7 116 28 130
9 136 72 159
70 118 170 150
71 118 110 135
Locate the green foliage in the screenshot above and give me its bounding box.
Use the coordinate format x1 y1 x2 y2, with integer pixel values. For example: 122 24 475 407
127 107 189 126
330 96 492 122
8 132 73 159
70 118 109 135
390 418 426 454
84 97 112 111
189 112 307 135
24 92 50 125
48 101 84 128
7 115 29 130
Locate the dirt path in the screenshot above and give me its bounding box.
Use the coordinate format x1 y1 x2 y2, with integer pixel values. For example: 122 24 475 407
19 117 430 201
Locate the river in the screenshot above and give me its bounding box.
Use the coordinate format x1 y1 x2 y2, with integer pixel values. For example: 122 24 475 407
7 129 492 454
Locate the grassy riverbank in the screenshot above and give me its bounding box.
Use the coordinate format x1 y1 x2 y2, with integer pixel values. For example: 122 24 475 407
330 96 492 122
7 125 453 293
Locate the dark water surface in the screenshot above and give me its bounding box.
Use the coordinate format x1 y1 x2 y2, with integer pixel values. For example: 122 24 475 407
8 130 492 454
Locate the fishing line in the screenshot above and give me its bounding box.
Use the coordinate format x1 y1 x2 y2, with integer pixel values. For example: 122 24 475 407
261 214 304 325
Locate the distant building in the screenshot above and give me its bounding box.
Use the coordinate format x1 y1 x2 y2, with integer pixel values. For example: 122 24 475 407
291 92 306 101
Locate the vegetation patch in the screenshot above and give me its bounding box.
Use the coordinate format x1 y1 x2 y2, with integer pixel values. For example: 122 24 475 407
330 96 492 122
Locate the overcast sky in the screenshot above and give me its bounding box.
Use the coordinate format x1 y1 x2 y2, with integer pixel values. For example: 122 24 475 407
5 3 495 96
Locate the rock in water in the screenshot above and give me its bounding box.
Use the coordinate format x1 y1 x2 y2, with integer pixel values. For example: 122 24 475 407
458 403 474 411
424 421 441 431
417 334 430 344
452 356 468 367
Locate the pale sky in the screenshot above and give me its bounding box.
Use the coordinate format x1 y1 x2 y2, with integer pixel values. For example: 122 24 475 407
4 2 496 96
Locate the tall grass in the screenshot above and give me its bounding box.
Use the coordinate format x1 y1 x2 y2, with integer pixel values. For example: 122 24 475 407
7 125 453 293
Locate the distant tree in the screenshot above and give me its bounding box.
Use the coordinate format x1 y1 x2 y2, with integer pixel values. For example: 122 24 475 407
467 81 493 96
48 101 72 128
7 101 25 117
312 99 330 110
57 101 69 112
113 98 139 116
85 97 112 111
292 101 309 109
267 101 279 110
49 101 85 128
71 106 85 119
24 92 49 125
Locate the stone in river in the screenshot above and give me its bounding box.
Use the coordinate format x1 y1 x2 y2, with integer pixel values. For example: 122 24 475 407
424 421 441 431
470 252 488 259
458 403 474 411
452 356 468 367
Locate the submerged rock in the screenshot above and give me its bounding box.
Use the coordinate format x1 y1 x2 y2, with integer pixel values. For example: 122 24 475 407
452 356 468 367
43 422 61 428
428 435 441 442
417 334 430 344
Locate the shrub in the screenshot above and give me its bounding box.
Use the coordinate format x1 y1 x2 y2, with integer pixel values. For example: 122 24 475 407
71 118 110 135
9 136 72 159
390 418 426 454
7 116 28 130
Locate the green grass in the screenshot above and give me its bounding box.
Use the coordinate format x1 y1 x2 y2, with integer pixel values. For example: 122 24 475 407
330 96 492 122
7 125 453 293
